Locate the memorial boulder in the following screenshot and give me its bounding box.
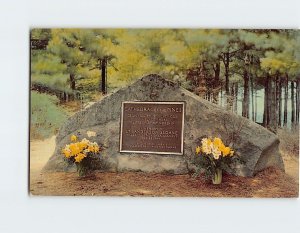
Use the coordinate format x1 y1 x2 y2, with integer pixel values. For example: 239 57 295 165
43 74 284 177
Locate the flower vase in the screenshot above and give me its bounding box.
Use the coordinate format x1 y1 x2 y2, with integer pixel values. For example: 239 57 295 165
76 163 88 178
212 168 222 185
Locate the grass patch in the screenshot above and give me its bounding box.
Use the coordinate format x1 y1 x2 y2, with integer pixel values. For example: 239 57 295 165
30 91 69 139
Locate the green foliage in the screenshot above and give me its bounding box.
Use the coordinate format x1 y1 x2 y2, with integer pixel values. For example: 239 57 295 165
31 29 300 91
31 29 51 40
31 73 69 91
31 51 66 75
30 91 68 139
48 29 90 74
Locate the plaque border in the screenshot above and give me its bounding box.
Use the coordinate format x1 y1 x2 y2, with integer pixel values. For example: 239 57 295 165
119 101 185 155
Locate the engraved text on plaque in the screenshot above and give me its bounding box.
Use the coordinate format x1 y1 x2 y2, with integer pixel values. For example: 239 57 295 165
120 102 184 155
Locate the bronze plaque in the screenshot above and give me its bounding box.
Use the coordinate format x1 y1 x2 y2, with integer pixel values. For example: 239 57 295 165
120 101 184 155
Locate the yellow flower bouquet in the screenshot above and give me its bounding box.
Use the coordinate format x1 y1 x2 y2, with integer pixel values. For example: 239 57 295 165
62 135 101 177
193 137 238 184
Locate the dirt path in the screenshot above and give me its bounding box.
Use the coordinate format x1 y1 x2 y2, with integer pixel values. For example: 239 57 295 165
29 137 299 197
30 136 56 187
283 155 299 182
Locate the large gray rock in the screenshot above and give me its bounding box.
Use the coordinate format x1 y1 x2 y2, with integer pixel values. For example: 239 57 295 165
43 74 284 177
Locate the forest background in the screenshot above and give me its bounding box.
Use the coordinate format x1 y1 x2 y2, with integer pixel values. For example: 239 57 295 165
30 29 300 146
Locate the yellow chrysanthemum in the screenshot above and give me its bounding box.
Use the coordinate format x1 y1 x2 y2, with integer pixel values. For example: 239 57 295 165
207 138 212 147
69 143 81 156
199 137 234 159
195 146 201 154
62 148 72 158
88 146 95 153
71 135 77 142
213 137 222 147
218 143 226 154
79 141 88 150
212 147 221 160
201 138 212 154
94 145 100 153
223 147 231 156
74 153 86 163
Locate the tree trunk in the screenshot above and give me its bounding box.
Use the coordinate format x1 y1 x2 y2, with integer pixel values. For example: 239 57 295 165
283 74 288 126
251 74 255 121
221 52 230 110
267 77 272 127
278 77 282 127
105 57 108 94
234 82 238 114
291 80 295 127
230 83 235 112
263 76 269 127
269 77 277 133
70 73 75 90
63 92 69 102
224 53 230 95
220 85 223 107
242 69 249 118
214 60 220 85
212 61 220 104
100 58 107 94
296 78 300 124
62 92 66 102
254 88 257 122
215 65 220 85
275 75 280 128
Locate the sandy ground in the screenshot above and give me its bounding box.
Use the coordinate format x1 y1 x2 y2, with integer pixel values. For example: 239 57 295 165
30 136 56 178
29 137 299 197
